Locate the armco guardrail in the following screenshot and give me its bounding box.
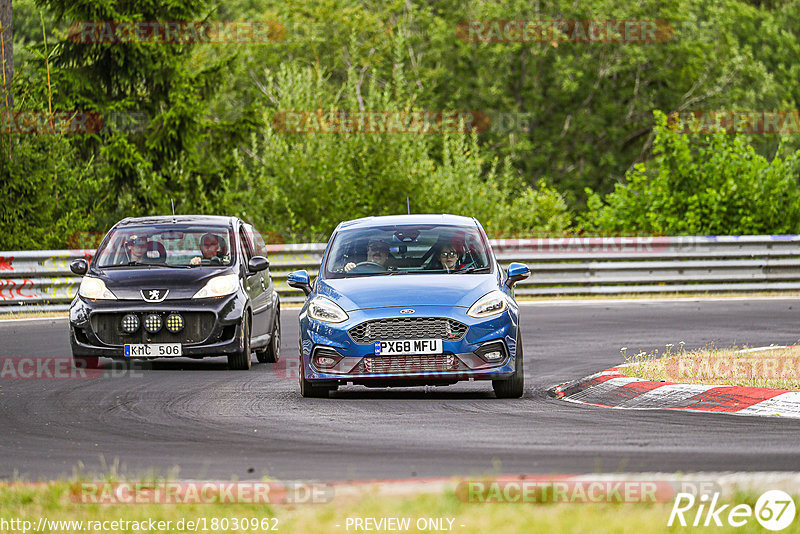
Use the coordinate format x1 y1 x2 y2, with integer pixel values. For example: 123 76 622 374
3 235 800 312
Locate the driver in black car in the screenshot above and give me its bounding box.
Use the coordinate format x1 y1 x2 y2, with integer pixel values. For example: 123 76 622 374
190 233 226 266
344 239 392 272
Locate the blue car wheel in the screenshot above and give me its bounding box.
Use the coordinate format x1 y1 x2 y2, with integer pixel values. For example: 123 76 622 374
492 332 524 398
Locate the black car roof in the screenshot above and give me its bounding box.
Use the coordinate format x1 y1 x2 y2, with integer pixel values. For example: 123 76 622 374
116 215 237 227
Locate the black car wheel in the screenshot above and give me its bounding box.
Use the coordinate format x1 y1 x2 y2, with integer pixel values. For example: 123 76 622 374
492 334 524 398
227 315 252 370
256 308 280 364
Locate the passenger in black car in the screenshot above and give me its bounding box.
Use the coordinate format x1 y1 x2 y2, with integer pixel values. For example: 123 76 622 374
126 235 150 263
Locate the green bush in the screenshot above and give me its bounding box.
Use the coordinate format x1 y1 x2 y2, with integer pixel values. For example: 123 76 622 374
581 110 800 235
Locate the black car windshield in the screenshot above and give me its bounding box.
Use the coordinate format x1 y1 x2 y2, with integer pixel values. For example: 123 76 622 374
95 225 235 268
324 224 492 278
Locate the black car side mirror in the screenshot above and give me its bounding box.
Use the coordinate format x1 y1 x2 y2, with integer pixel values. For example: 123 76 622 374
248 256 270 272
70 259 88 275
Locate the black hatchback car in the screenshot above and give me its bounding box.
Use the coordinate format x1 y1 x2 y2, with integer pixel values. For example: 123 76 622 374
69 215 280 370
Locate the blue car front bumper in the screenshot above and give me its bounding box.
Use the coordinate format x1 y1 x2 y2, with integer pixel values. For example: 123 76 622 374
298 305 519 386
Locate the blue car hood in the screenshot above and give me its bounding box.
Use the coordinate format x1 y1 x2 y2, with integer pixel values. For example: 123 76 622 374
316 274 500 311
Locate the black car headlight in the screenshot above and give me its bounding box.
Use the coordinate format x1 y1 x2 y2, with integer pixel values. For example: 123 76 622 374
120 313 140 334
192 274 239 299
165 313 184 333
78 277 117 300
143 313 163 333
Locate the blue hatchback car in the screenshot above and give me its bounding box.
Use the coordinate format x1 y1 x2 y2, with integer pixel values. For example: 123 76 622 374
287 214 530 398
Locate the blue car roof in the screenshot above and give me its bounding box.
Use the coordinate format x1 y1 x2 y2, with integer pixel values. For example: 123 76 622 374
336 214 478 231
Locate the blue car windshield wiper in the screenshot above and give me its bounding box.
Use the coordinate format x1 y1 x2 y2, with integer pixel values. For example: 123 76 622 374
454 266 491 274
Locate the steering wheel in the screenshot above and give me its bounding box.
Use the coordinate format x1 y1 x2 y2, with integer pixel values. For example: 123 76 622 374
349 261 387 273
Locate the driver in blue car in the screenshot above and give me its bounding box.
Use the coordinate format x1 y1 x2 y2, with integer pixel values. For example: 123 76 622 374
344 239 392 272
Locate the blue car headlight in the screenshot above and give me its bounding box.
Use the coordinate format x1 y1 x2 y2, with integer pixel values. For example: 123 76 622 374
309 296 349 323
467 290 508 318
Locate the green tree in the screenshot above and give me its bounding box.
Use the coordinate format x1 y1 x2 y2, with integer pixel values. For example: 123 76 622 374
0 134 108 250
217 58 570 240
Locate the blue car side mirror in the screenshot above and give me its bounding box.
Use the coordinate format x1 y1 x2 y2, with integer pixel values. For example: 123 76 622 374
287 270 312 296
506 263 530 287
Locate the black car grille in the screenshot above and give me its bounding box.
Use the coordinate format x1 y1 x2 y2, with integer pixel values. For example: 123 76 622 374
348 317 468 344
90 312 215 345
354 355 462 374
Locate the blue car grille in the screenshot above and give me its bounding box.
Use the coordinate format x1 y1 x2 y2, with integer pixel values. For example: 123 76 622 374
348 317 468 344
356 354 461 374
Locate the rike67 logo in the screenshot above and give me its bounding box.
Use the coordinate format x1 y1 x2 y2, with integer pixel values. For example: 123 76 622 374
669 490 796 531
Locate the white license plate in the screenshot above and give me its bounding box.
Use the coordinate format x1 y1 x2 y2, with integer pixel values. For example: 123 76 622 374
374 339 442 356
124 344 182 357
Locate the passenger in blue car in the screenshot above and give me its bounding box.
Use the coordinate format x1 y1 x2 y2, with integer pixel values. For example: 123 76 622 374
428 234 468 272
438 245 464 272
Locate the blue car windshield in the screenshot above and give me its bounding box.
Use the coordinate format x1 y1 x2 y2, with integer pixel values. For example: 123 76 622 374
95 225 235 268
324 224 492 278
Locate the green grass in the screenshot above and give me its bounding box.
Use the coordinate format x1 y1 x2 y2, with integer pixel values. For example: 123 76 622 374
623 345 800 390
1 481 798 533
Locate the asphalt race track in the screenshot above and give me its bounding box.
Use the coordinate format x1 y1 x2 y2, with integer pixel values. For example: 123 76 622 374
1 298 800 481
